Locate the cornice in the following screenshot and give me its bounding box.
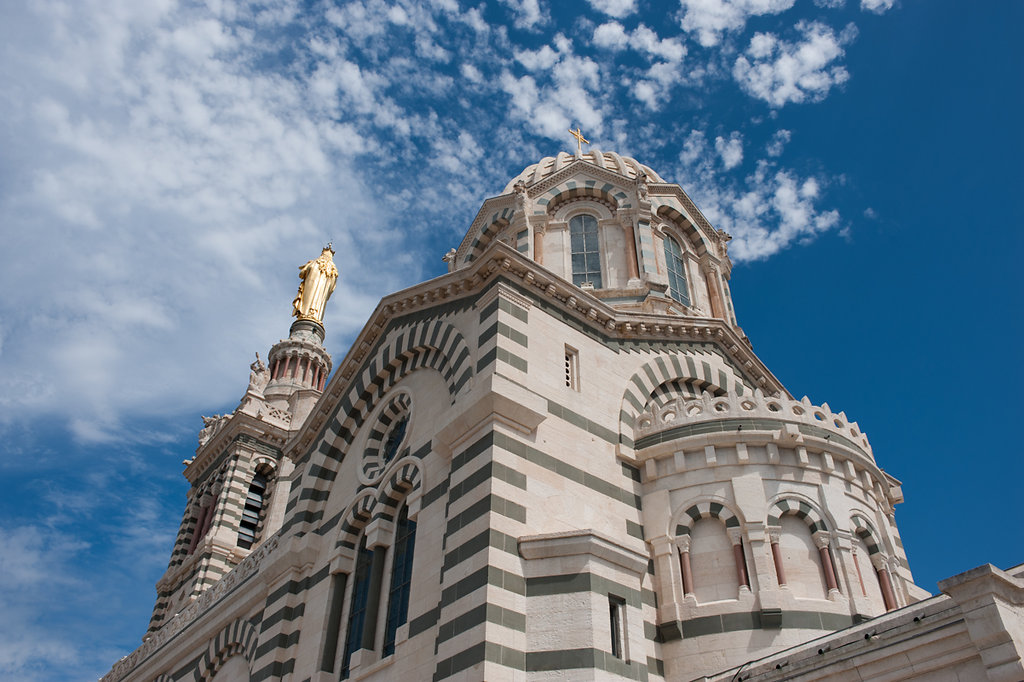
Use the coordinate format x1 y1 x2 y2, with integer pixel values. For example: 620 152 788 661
185 411 289 484
284 242 788 462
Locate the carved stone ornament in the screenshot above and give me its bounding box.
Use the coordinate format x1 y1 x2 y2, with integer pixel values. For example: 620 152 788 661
247 352 269 395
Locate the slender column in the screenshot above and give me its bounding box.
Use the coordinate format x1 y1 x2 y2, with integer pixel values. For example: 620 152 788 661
678 536 694 596
301 357 310 383
319 371 327 391
852 548 867 596
361 546 388 650
703 264 725 318
533 226 545 265
728 528 750 588
768 527 787 586
312 365 320 390
623 223 640 280
271 359 280 380
872 554 898 611
283 356 292 379
813 531 840 593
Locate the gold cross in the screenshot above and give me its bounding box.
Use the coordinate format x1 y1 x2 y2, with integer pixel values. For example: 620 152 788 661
569 126 589 155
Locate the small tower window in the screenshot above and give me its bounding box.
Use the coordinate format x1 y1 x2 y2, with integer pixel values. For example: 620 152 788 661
664 236 690 305
608 595 627 660
237 472 268 550
570 214 602 288
564 345 580 391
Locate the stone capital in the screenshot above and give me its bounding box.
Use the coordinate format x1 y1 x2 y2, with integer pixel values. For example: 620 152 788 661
676 535 691 553
870 553 889 572
727 528 744 546
812 530 832 550
767 526 783 544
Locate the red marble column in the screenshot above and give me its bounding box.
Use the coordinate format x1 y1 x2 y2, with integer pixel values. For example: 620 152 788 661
769 528 787 586
678 536 694 596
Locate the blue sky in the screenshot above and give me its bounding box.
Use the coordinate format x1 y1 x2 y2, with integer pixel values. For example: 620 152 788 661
0 0 1020 679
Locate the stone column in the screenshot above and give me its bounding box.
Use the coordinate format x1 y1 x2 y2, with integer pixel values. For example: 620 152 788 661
533 225 545 266
728 528 750 590
814 531 841 597
361 546 388 650
768 527 787 586
678 536 695 597
623 223 640 281
872 554 898 611
703 263 725 319
651 535 685 608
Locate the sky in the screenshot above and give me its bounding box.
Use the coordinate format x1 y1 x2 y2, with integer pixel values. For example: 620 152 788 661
0 0 1021 679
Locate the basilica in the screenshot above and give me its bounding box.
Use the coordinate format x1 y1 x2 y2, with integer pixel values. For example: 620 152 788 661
102 147 1023 682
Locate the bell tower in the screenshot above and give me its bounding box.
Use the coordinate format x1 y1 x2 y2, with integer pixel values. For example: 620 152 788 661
144 247 338 637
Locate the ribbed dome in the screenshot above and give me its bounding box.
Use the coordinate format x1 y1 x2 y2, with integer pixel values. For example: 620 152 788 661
501 149 665 194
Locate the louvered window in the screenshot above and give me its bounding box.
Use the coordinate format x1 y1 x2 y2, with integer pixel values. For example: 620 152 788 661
236 472 267 549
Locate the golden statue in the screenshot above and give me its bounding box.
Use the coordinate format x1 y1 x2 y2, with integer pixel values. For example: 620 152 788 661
292 245 338 323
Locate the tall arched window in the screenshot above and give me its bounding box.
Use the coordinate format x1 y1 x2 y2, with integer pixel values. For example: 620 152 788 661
341 537 374 679
569 214 602 288
382 505 417 656
663 235 690 305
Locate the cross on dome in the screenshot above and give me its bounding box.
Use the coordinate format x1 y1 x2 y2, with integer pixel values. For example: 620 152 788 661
568 126 589 156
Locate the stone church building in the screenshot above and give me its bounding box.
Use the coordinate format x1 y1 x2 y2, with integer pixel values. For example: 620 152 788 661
102 150 1023 682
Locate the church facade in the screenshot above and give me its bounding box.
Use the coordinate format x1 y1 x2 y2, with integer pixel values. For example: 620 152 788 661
103 150 1024 682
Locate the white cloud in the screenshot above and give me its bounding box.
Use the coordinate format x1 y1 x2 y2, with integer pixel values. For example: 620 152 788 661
501 0 546 28
814 0 846 7
586 0 638 18
679 0 796 47
594 21 630 50
502 36 606 140
733 21 852 107
715 132 744 169
765 128 791 155
861 0 895 13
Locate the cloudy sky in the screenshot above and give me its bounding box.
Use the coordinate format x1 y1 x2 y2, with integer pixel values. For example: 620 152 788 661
0 0 1020 679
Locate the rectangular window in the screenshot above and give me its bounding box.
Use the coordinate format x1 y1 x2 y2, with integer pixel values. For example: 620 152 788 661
609 595 627 660
564 345 580 391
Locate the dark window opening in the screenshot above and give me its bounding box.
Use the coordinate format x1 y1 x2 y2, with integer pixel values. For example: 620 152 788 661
237 472 267 549
383 506 417 656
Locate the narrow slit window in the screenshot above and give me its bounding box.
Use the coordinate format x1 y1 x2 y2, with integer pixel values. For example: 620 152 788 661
609 595 627 660
564 345 580 391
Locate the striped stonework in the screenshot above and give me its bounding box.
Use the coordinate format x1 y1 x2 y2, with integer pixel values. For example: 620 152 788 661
767 498 829 534
619 350 756 450
361 391 412 483
654 204 711 258
673 500 742 536
283 315 472 538
195 618 260 682
462 206 515 264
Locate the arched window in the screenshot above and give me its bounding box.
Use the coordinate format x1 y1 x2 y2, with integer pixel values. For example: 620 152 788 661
341 536 374 679
663 235 690 305
383 505 417 656
689 518 739 603
569 214 602 288
237 471 268 550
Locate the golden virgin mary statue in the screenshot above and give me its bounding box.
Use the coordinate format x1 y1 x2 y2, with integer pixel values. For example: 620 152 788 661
292 245 339 323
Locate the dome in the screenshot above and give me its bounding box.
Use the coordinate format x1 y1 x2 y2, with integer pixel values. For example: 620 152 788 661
501 149 666 194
